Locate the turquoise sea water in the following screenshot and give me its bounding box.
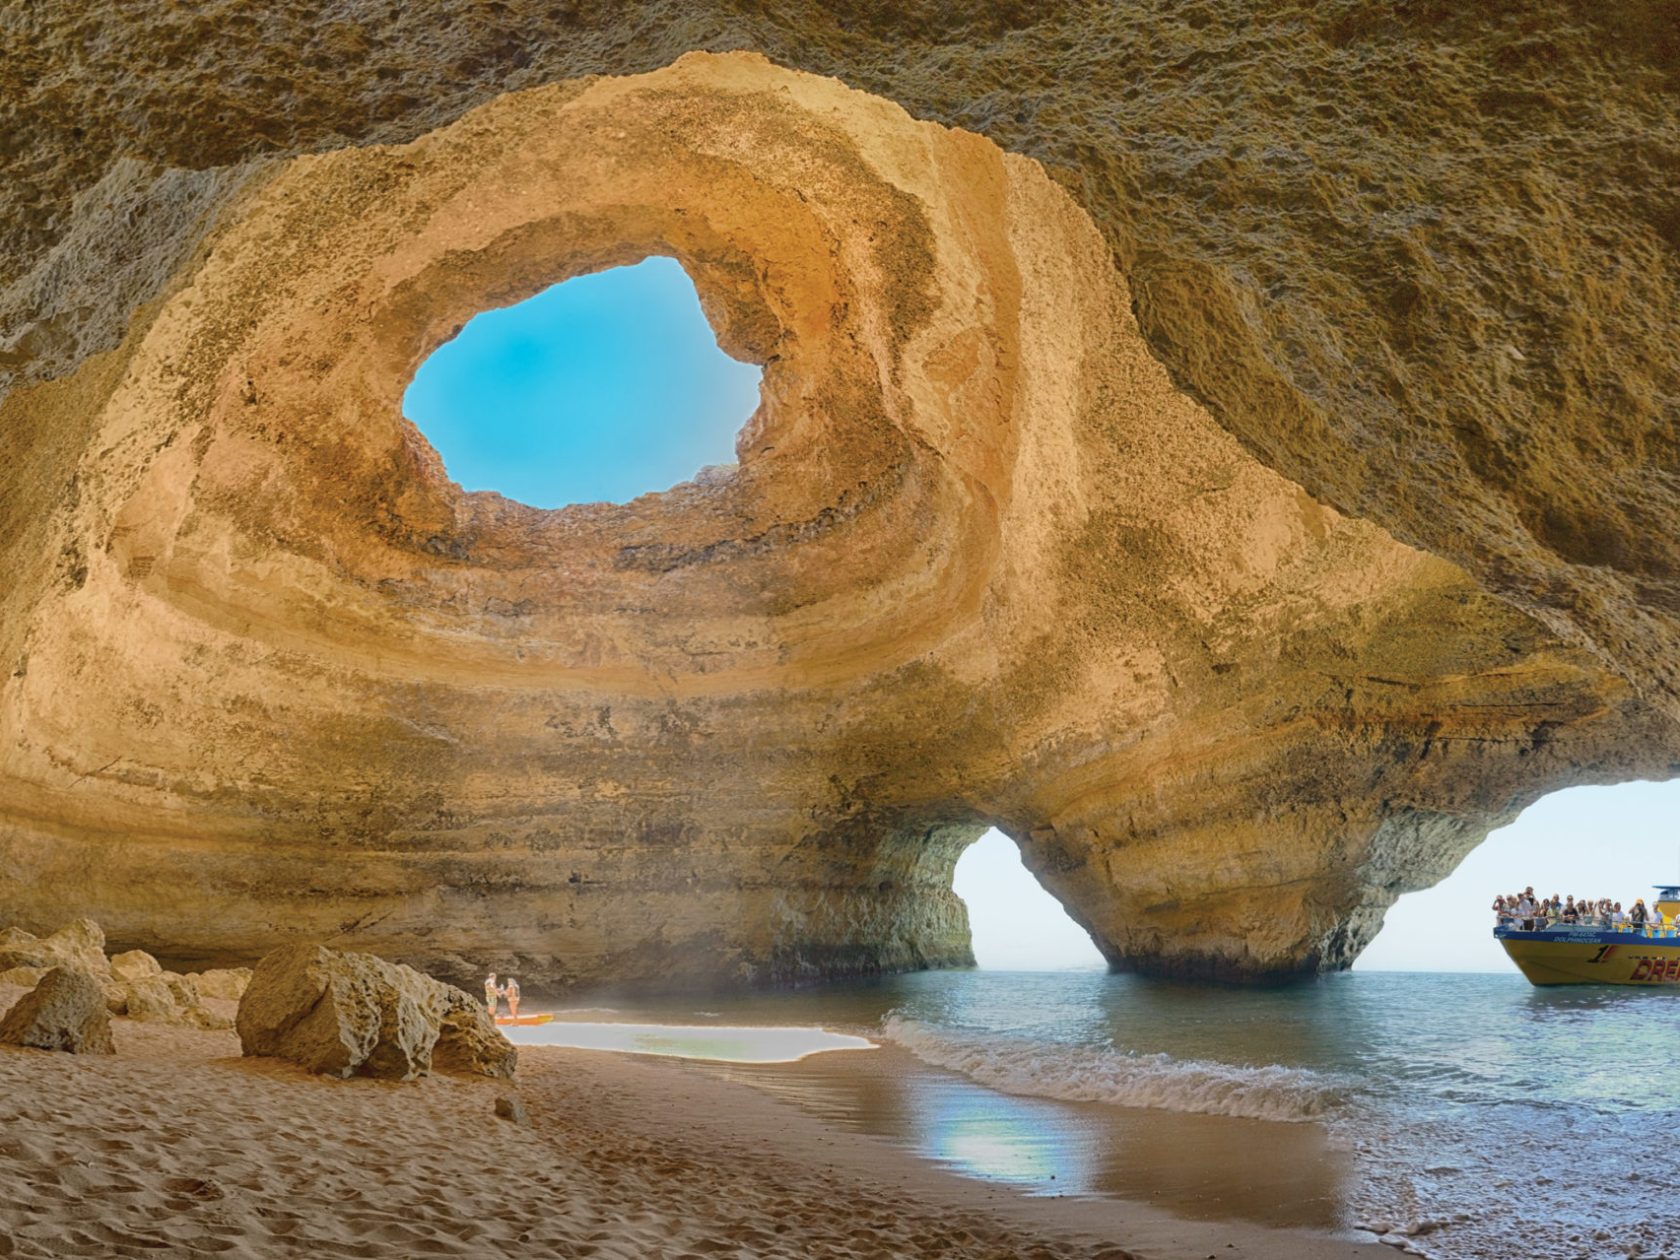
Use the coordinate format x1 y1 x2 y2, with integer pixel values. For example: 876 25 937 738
557 970 1680 1259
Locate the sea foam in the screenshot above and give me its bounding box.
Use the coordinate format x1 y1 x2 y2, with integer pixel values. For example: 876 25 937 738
881 1015 1341 1123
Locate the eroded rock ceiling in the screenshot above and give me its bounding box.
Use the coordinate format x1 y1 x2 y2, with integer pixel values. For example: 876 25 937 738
2 7 1677 987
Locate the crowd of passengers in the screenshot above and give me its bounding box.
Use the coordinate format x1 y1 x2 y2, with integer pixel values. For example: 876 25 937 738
1493 886 1674 934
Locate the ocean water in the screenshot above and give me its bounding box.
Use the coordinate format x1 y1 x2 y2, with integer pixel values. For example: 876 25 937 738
559 970 1680 1259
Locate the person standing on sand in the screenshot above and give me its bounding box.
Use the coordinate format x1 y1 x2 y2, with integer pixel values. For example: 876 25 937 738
505 976 521 1021
484 972 502 1017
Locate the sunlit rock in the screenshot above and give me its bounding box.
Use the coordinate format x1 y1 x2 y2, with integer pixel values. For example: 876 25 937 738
237 944 514 1080
1 36 1677 986
0 920 110 976
187 968 253 1003
109 949 162 984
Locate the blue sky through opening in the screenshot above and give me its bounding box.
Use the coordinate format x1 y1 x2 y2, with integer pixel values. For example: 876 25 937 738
954 831 1105 971
1355 779 1680 972
954 783 1680 972
403 257 761 508
401 258 1680 975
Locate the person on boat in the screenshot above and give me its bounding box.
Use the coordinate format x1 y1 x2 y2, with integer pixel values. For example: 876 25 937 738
1492 894 1510 925
1631 899 1649 932
484 972 503 1017
505 975 521 1021
1562 896 1578 924
1652 905 1667 936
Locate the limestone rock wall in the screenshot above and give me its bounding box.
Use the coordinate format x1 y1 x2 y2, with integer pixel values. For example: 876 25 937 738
2 12 1678 987
5 2 1677 713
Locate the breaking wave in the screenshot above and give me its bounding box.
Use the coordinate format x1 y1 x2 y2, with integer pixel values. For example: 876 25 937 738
880 1015 1342 1123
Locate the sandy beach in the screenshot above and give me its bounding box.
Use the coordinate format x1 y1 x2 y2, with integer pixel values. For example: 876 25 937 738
0 984 1396 1260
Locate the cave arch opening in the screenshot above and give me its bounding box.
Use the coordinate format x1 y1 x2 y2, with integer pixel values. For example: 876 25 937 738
401 255 763 509
1356 779 1680 973
952 829 1106 971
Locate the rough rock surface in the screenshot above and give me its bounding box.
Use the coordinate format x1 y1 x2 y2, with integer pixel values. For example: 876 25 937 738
1 18 1678 985
109 949 162 984
117 969 232 1028
432 988 521 1079
120 975 180 1022
0 920 110 976
236 944 515 1080
187 968 253 1003
0 922 235 1026
2 3 1676 711
0 967 116 1055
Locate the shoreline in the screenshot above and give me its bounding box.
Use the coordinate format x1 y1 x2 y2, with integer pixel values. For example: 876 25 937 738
699 1040 1357 1231
546 1044 1390 1259
0 988 1391 1259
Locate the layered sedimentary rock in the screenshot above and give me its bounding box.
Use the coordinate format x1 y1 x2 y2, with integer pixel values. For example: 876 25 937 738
2 16 1678 985
4 2 1677 712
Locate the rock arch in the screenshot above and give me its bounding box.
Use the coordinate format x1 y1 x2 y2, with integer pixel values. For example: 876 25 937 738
2 50 1677 989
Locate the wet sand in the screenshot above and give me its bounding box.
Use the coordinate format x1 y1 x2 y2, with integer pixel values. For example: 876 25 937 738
703 1042 1354 1230
0 994 1393 1259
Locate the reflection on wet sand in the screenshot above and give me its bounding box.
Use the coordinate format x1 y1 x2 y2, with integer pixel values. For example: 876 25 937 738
705 1045 1352 1229
503 1020 874 1063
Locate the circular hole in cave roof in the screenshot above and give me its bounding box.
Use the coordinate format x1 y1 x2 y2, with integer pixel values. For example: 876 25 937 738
403 256 762 509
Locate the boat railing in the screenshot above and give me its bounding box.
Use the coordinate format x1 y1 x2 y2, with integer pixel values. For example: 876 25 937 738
1493 917 1680 939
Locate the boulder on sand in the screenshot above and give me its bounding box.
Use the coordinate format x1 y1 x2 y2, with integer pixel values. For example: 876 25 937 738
114 975 232 1029
0 922 238 1028
236 944 515 1082
0 920 110 975
0 921 126 1012
432 986 520 1077
121 975 181 1021
0 967 116 1054
188 968 252 1002
109 949 162 983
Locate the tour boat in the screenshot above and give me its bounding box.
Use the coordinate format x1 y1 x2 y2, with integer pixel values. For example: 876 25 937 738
494 1012 556 1026
1495 886 1680 986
